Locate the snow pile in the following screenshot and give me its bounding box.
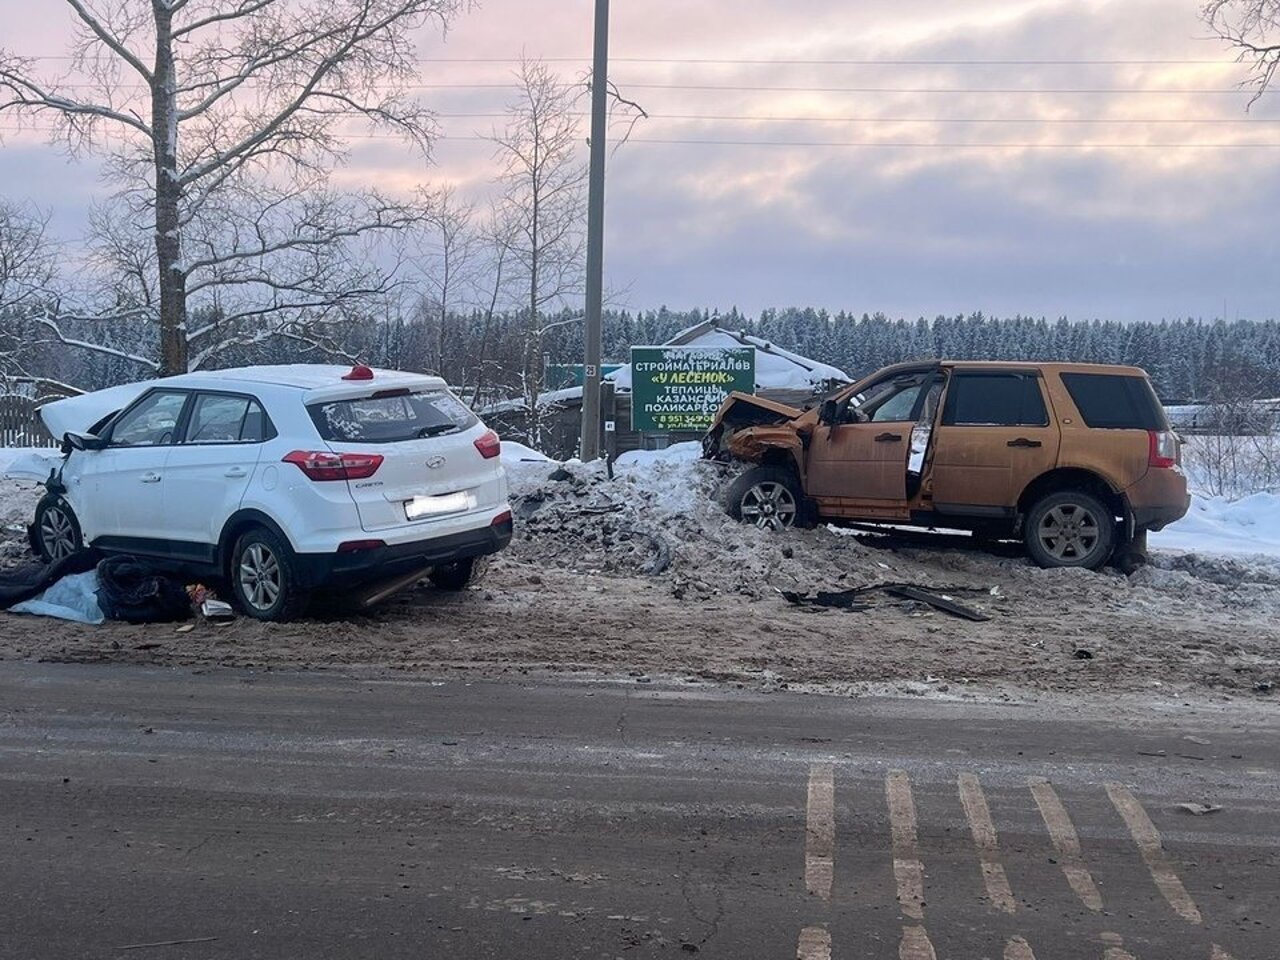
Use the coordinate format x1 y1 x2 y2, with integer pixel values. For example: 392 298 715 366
505 442 1280 610
0 449 47 569
506 443 887 599
1153 493 1280 558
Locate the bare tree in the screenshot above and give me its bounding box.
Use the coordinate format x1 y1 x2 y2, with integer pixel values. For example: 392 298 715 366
490 59 589 432
0 0 464 375
416 185 479 377
1205 1 1280 102
0 201 54 316
0 200 57 380
465 204 516 406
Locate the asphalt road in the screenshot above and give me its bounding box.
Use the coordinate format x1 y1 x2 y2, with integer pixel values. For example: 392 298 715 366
0 664 1276 960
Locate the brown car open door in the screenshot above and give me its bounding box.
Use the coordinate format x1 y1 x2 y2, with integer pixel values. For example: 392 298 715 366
805 370 935 517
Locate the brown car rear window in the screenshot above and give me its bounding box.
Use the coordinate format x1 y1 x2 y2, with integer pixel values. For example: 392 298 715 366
1059 373 1168 430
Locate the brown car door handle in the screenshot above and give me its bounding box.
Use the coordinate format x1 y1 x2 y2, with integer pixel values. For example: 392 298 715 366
875 432 903 443
1008 438 1043 448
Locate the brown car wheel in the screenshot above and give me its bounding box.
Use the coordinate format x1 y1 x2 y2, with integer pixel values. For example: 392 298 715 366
1024 490 1116 571
726 466 810 531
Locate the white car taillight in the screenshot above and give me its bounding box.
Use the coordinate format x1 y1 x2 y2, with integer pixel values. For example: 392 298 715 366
1148 431 1178 469
283 450 384 481
473 430 501 460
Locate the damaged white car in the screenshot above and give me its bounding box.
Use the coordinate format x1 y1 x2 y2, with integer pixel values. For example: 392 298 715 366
8 365 513 621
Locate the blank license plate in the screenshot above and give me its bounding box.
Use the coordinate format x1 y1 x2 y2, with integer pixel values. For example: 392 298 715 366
405 491 474 520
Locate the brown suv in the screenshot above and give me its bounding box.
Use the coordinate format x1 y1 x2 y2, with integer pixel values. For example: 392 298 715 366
704 361 1189 570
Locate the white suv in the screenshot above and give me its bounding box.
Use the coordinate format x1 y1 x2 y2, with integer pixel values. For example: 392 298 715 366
26 365 512 620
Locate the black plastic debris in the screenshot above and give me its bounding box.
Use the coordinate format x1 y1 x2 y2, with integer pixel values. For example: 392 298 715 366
781 589 873 612
783 582 992 621
884 585 991 622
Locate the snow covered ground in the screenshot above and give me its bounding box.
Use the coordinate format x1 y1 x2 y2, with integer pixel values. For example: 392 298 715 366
0 449 53 553
1151 493 1280 556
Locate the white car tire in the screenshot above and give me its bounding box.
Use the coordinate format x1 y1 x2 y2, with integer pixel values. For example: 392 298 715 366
231 527 309 622
33 496 84 563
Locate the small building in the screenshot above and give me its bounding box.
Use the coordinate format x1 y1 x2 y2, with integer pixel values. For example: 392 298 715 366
483 319 851 460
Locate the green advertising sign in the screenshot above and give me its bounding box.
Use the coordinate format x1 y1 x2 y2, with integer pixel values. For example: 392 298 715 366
630 346 756 433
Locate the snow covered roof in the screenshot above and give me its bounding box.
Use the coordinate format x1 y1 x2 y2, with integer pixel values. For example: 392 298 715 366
481 386 585 415
606 320 850 393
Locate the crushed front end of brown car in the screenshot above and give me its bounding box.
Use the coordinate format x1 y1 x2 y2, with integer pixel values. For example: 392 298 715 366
702 392 810 465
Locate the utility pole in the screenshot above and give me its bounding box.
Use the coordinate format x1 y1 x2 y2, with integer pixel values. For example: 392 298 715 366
579 0 609 461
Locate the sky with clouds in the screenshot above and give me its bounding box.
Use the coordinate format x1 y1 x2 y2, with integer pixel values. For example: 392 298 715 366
2 0 1278 323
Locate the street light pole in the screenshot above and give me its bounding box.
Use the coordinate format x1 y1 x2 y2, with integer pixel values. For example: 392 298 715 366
580 0 609 461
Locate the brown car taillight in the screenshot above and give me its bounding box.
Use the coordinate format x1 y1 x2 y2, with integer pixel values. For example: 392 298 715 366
474 430 501 460
1148 430 1178 469
283 450 384 481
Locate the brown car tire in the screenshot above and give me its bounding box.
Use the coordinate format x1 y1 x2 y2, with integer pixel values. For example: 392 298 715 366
726 466 813 531
1024 490 1116 571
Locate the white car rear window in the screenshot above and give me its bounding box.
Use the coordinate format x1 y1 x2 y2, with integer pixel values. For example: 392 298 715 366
308 390 477 443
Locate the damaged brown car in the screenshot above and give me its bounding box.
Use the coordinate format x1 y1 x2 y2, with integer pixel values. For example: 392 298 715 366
704 361 1190 570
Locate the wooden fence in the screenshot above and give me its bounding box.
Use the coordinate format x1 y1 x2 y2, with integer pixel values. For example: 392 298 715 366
0 380 78 448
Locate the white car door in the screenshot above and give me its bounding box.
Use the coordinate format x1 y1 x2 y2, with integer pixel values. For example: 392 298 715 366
69 389 191 548
159 392 268 561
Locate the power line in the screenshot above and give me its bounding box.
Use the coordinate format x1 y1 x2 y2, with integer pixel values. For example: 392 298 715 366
7 125 1276 146
23 78 1263 95
436 112 1280 124
612 57 1240 66
620 83 1256 94
438 134 1280 148
19 53 1243 66
433 134 1280 148
604 137 1280 148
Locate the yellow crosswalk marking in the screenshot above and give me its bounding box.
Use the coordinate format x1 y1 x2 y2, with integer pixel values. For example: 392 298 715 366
958 772 1017 913
806 764 835 901
1102 931 1137 959
899 924 937 960
1028 777 1104 911
1005 935 1037 960
1106 783 1203 924
886 770 926 920
796 925 831 960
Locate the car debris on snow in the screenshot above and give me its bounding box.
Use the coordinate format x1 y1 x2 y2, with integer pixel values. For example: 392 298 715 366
1176 802 1223 816
781 582 992 621
883 585 991 622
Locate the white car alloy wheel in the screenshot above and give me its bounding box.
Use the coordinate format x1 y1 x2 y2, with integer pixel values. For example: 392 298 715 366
40 503 79 560
239 542 283 612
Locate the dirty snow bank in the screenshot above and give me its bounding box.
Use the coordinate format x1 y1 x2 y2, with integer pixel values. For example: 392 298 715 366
506 443 886 600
